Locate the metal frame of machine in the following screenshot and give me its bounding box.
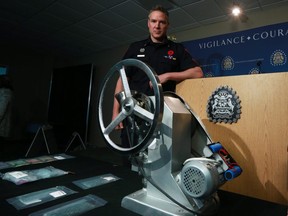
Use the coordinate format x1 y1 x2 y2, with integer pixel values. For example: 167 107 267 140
98 59 242 216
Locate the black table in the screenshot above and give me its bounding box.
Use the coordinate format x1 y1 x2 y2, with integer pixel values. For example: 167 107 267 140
0 154 286 216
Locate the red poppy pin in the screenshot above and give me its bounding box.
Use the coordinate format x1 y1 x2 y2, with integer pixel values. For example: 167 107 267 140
167 50 174 56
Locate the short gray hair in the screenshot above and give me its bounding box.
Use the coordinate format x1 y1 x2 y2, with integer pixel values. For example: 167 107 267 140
148 5 169 23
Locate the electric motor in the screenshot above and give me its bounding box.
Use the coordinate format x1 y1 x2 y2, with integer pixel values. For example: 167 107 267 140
180 159 222 199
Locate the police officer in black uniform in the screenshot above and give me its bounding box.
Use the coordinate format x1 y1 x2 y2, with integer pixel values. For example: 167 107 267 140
112 5 203 156
122 34 201 96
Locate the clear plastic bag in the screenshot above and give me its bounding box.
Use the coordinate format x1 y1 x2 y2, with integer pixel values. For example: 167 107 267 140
0 161 10 170
2 166 69 185
29 194 107 216
6 186 77 210
73 173 120 189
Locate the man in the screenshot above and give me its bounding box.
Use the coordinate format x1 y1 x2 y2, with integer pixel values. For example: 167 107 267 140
112 5 203 147
0 75 13 142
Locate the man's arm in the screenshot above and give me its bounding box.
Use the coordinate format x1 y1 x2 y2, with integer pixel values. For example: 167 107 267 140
112 77 124 129
157 66 203 84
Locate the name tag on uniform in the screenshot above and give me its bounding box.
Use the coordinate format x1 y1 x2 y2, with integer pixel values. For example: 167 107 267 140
137 54 145 57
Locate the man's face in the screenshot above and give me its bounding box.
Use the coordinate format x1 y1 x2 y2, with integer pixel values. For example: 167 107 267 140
148 10 169 42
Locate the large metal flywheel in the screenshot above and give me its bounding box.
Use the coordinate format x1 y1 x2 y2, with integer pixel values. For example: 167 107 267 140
98 59 163 155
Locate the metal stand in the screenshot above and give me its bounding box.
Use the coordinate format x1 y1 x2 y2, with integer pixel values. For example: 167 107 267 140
65 132 86 152
122 189 196 216
25 125 57 157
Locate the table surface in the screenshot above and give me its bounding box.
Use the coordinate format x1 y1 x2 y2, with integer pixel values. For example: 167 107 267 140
0 154 286 216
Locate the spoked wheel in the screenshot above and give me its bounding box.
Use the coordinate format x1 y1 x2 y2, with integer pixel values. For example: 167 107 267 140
98 59 164 155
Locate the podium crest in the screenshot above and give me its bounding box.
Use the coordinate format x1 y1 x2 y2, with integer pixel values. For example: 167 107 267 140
207 85 241 123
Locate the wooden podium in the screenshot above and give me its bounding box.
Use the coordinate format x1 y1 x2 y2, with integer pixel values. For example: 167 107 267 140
176 72 287 205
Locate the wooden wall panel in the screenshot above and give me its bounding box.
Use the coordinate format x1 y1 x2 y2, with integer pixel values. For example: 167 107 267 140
176 72 288 205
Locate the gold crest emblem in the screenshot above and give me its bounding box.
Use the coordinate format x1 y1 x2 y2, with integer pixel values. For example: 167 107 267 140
222 56 234 70
270 49 287 66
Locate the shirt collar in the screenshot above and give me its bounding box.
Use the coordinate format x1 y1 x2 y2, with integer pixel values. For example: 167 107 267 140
144 36 170 47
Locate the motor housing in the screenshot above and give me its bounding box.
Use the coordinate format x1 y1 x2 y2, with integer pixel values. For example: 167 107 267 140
180 159 224 199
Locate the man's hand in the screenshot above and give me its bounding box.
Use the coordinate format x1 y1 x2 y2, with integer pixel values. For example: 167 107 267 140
149 73 169 88
149 68 203 88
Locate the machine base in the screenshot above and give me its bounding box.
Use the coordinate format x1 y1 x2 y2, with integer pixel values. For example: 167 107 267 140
121 189 197 216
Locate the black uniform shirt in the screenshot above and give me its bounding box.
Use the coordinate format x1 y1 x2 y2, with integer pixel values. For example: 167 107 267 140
122 37 198 95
